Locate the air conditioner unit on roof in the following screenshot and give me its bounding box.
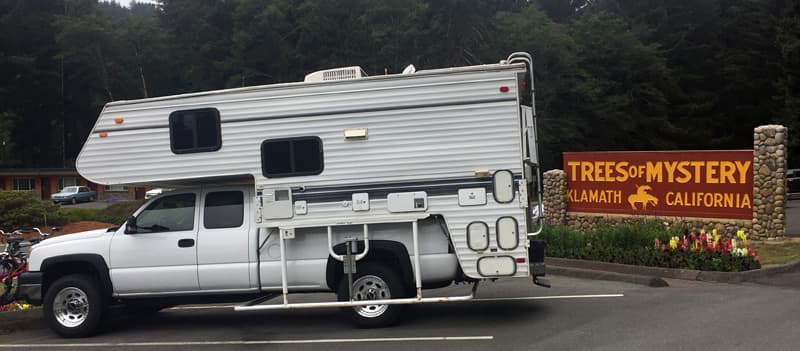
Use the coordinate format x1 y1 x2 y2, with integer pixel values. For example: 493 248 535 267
304 66 367 82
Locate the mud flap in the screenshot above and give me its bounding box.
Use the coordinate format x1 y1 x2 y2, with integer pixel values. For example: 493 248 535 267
528 239 550 288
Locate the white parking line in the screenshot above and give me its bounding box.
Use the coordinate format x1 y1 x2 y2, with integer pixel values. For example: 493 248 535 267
0 336 494 348
167 293 625 310
475 293 625 302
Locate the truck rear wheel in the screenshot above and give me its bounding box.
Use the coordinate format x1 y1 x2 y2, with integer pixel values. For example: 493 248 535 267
337 263 405 328
43 274 107 338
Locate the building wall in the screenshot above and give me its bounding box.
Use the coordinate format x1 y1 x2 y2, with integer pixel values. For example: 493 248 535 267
0 171 145 200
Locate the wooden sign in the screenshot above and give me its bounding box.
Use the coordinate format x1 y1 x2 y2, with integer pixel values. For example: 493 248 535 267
563 150 753 219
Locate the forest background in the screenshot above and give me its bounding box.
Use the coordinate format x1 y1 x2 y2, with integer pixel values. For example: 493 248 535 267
1 0 798 171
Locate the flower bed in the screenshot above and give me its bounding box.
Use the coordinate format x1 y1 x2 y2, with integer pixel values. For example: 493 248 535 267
541 222 761 272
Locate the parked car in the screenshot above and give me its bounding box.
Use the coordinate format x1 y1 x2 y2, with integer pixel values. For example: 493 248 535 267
144 188 169 199
788 168 800 200
51 186 96 204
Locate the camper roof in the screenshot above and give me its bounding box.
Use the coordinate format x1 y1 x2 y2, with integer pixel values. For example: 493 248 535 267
105 62 524 108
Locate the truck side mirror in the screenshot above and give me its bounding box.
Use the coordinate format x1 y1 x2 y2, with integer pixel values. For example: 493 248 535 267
125 215 138 234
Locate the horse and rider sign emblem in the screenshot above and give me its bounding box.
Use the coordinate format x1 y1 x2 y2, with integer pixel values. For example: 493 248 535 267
563 150 753 220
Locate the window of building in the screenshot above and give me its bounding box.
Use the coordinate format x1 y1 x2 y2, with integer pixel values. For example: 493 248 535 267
58 177 78 190
12 178 34 191
204 191 244 229
169 108 221 154
134 193 196 233
261 137 323 177
104 185 128 192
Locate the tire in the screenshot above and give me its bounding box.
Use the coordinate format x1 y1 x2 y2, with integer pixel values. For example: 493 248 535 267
71 198 77 205
0 259 20 306
43 274 107 338
336 262 406 328
89 196 95 202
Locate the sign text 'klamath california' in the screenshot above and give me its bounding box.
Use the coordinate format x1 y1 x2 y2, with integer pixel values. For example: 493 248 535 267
563 150 753 219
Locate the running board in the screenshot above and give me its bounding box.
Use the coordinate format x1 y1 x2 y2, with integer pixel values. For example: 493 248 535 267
239 293 281 307
234 294 475 312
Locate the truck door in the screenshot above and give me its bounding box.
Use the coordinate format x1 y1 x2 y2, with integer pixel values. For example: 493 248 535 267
109 191 200 293
197 187 252 290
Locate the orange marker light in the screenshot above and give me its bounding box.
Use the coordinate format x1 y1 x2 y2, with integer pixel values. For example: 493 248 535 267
114 117 124 124
499 86 509 93
99 132 108 138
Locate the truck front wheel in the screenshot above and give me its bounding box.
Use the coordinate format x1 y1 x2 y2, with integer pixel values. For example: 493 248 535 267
337 263 405 328
43 274 107 338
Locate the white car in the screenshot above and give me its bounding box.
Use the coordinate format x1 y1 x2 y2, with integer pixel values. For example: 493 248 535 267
144 188 167 199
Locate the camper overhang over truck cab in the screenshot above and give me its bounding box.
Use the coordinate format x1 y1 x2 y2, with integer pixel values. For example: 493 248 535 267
19 52 547 337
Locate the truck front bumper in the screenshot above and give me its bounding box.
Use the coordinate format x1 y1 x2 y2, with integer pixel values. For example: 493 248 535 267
17 272 42 305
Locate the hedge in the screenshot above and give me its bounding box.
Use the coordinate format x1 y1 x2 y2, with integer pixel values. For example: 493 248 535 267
0 190 66 229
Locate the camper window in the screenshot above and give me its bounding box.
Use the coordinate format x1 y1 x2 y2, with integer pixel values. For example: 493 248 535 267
169 108 222 154
261 136 324 177
204 191 244 229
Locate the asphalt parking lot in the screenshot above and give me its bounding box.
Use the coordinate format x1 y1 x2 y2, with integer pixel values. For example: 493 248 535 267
1 274 798 351
787 199 799 237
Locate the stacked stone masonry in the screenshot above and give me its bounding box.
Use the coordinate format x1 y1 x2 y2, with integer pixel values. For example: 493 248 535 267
541 125 786 240
753 125 788 240
542 170 567 225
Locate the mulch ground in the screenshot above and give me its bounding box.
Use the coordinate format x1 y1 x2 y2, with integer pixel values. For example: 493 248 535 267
2 221 117 242
51 221 117 236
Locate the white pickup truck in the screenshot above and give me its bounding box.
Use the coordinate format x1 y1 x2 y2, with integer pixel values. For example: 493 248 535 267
20 185 547 337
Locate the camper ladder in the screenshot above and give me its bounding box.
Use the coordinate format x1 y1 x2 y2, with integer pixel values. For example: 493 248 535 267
236 217 478 312
508 52 545 237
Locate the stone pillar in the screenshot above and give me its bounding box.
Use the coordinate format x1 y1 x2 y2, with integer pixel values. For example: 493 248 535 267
753 125 788 240
543 169 567 225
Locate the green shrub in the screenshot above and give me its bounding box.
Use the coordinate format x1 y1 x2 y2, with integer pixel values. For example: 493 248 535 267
57 200 144 225
541 221 761 272
97 200 144 225
0 190 66 229
58 207 103 223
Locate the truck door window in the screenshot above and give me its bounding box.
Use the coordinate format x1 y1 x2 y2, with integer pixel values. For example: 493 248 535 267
136 193 196 232
204 191 244 229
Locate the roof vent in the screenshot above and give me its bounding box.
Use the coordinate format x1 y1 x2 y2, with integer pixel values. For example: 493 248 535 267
304 66 367 82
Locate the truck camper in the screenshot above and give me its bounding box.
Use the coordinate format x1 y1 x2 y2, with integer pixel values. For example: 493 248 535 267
18 52 548 337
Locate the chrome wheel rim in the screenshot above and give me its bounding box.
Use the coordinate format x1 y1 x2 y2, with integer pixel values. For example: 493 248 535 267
53 287 89 328
351 275 391 318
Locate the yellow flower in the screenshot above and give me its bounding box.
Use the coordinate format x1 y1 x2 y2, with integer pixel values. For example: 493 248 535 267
669 236 679 250
737 230 747 245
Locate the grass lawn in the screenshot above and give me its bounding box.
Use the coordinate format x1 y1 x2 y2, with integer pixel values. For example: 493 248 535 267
752 240 800 266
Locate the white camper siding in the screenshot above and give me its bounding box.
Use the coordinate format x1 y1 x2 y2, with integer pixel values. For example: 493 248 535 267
76 66 525 187
262 195 528 281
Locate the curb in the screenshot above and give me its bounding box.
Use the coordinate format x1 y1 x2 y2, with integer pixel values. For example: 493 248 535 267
546 257 800 284
547 265 669 287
